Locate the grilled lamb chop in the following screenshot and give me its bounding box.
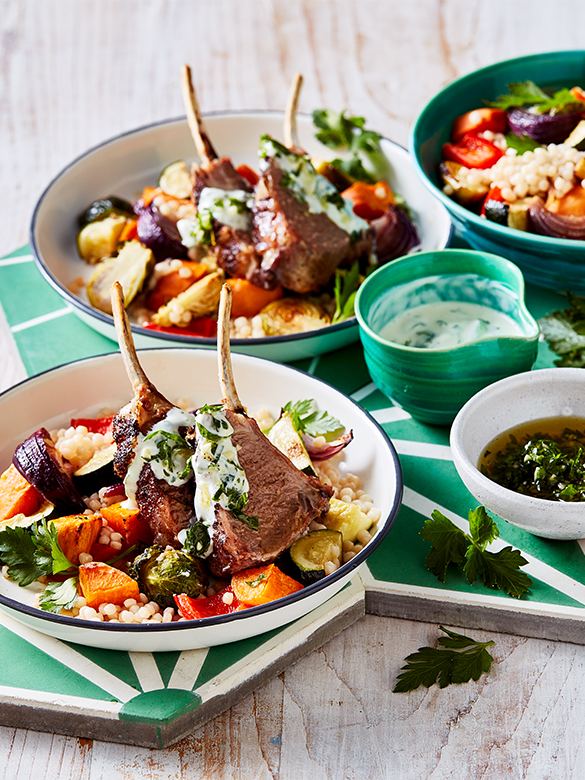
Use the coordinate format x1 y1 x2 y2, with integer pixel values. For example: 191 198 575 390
199 285 332 577
110 282 195 547
252 77 374 294
181 66 271 288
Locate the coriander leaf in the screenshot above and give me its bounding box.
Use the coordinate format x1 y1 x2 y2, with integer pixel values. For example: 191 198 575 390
31 519 73 575
329 155 377 185
504 132 542 154
0 526 48 586
467 505 499 550
420 510 468 582
464 545 533 598
313 108 386 184
489 80 579 112
312 109 367 149
39 576 79 613
393 626 494 692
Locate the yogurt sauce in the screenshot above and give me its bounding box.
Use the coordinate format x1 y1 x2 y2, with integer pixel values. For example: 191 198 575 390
191 404 251 556
379 300 523 349
123 407 197 509
177 187 253 248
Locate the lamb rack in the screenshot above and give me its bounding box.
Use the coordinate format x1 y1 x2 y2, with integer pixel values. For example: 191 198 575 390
181 65 271 288
197 284 332 577
252 74 375 294
110 282 195 547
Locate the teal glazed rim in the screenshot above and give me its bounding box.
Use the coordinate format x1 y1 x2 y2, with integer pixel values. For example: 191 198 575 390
354 249 540 425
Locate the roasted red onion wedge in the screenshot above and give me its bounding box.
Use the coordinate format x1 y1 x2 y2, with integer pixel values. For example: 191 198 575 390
302 431 353 461
529 197 585 240
136 202 189 262
12 428 86 514
507 108 583 145
372 205 420 265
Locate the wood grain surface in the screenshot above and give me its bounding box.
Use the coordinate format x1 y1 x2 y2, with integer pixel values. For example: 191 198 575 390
2 1 585 777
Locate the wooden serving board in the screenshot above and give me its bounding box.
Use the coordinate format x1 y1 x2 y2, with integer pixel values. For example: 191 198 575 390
1 246 585 748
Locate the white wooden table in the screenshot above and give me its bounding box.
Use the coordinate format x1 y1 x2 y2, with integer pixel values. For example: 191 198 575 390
2 1 585 776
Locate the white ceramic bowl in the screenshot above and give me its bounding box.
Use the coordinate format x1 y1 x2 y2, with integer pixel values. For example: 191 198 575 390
0 349 402 651
450 368 585 539
30 112 452 362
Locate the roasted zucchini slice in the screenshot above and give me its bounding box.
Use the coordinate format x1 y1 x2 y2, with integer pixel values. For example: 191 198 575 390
440 160 489 205
289 529 343 584
261 298 330 336
77 214 127 264
159 160 192 199
324 498 373 543
87 240 154 314
78 196 135 228
73 443 116 495
266 412 316 476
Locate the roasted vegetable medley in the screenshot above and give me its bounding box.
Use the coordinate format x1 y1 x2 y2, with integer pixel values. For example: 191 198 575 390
75 109 419 339
440 80 585 239
0 400 379 624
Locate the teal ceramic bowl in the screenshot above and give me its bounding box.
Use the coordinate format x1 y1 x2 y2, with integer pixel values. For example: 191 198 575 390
410 50 585 294
354 249 539 425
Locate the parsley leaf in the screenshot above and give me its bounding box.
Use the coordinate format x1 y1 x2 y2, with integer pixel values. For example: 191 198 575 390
283 399 344 440
504 132 542 154
0 526 48 586
331 262 361 324
39 577 80 613
489 81 581 113
393 626 495 692
421 507 532 598
539 294 585 367
312 109 387 184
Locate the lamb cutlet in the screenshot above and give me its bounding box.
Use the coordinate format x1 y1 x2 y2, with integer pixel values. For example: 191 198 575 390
194 284 332 577
252 75 375 294
110 282 195 547
181 65 270 288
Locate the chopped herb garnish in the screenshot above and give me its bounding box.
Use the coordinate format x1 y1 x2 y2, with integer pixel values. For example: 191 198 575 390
420 506 532 598
481 427 585 501
39 577 80 614
393 626 495 692
283 399 344 440
246 573 268 588
142 430 194 481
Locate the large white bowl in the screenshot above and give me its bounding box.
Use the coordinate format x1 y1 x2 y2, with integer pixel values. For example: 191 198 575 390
450 368 585 539
0 349 402 651
30 112 452 362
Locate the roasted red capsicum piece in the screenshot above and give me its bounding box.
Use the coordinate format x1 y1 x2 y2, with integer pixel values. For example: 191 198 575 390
443 133 504 170
451 108 507 141
174 587 246 620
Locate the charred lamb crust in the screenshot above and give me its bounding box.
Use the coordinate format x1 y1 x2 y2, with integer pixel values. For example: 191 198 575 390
192 157 252 200
191 158 273 285
112 412 140 479
207 410 332 577
252 160 374 294
135 464 195 548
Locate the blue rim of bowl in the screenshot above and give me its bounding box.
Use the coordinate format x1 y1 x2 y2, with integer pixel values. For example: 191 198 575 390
355 248 540 351
0 348 404 633
409 49 585 250
29 111 441 349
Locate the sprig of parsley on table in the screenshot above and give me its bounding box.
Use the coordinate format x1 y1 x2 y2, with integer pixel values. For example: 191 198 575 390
538 293 585 367
489 80 580 113
332 262 361 324
393 626 495 692
283 399 344 440
420 506 532 598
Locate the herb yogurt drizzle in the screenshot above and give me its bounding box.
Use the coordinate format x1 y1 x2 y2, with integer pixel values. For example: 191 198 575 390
193 404 258 559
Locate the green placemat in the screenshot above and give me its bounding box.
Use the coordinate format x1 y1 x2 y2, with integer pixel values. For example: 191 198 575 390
2 246 585 747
